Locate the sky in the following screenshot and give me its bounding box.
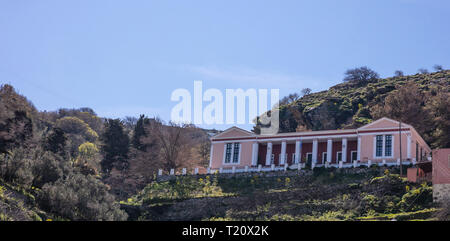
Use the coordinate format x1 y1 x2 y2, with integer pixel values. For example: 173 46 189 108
1 0 449 131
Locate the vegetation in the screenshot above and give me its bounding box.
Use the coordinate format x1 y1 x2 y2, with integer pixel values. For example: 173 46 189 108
121 167 436 221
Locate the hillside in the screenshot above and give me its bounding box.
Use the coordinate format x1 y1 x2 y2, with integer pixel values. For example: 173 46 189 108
121 167 438 221
254 70 450 149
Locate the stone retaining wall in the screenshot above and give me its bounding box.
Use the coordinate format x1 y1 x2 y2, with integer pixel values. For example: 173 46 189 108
433 183 450 202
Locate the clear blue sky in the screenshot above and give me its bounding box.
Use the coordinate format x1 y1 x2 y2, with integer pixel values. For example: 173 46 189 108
1 0 449 130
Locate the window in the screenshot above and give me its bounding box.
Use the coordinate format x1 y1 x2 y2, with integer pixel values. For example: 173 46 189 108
292 153 296 162
271 154 275 164
322 152 327 163
376 135 383 157
337 152 342 162
351 151 357 161
416 142 419 161
306 153 312 162
232 143 240 163
385 135 392 157
225 143 232 163
224 142 240 164
374 135 393 158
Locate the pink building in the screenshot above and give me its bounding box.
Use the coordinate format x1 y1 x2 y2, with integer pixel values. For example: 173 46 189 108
432 149 450 202
209 117 431 172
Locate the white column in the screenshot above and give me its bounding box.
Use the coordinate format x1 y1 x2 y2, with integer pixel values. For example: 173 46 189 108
326 139 332 163
265 142 273 166
312 139 318 164
357 136 361 161
407 134 411 159
280 140 287 165
209 143 214 168
342 138 347 163
251 142 259 166
295 140 301 164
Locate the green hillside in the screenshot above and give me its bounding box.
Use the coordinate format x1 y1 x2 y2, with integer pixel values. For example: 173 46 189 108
121 167 438 221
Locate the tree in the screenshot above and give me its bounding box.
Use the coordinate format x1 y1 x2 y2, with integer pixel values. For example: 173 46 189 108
433 65 444 72
343 66 379 84
371 82 431 140
31 150 67 188
37 173 127 220
279 93 300 106
43 127 67 156
427 91 450 148
0 84 36 153
55 116 98 141
100 119 130 173
394 70 404 77
145 119 193 170
301 88 312 96
75 142 101 174
131 115 150 151
198 141 211 166
418 68 429 74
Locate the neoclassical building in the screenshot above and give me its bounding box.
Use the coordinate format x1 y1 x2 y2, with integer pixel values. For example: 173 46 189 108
209 117 431 172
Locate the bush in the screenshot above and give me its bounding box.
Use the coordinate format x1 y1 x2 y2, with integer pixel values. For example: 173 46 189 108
0 148 33 186
398 184 433 211
37 173 127 221
32 151 70 188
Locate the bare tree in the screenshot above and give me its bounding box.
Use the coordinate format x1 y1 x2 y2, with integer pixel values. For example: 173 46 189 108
394 70 404 77
301 88 312 96
418 68 429 74
279 93 300 105
146 119 193 170
198 141 211 166
433 65 444 72
343 66 379 84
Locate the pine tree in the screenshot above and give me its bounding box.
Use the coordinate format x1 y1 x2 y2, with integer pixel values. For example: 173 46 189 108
132 114 150 151
100 119 130 173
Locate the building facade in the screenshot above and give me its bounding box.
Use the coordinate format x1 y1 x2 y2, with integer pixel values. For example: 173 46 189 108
209 117 431 172
432 148 450 202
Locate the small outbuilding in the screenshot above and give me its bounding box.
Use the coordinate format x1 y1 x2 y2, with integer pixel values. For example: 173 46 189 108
432 148 450 202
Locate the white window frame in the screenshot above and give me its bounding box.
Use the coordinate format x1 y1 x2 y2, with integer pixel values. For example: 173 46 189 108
271 154 275 164
322 152 328 163
337 151 342 162
306 152 312 162
373 134 394 159
351 151 357 162
222 142 241 165
384 135 394 158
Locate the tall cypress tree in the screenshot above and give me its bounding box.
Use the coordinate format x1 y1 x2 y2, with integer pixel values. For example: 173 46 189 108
100 119 129 173
132 114 149 151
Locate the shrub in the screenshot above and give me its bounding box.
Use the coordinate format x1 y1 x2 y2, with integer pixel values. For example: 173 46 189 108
398 184 433 211
32 151 69 188
37 173 127 221
0 148 33 186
